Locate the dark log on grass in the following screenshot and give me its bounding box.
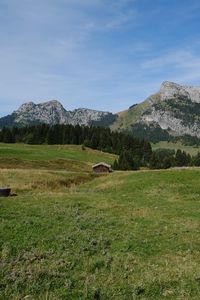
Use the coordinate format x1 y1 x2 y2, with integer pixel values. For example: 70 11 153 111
0 188 11 197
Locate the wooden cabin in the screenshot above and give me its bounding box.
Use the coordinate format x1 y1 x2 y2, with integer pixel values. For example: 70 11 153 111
92 162 112 173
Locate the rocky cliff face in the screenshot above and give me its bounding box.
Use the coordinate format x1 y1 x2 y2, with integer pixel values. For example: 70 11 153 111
141 82 200 137
0 100 116 128
160 81 200 103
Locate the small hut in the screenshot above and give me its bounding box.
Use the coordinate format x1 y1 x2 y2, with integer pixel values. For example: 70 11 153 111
92 162 112 174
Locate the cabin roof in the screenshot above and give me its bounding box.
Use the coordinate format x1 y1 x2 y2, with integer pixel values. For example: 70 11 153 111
92 162 111 169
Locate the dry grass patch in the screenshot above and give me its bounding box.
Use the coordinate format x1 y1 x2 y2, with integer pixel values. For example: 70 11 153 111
156 252 200 279
0 157 91 172
85 172 133 192
178 218 200 231
0 169 96 193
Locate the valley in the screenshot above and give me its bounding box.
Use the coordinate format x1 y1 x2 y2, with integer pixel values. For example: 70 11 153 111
1 1 200 298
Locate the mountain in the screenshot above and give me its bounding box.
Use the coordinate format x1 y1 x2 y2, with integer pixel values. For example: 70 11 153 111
111 81 200 141
1 81 200 143
0 100 116 128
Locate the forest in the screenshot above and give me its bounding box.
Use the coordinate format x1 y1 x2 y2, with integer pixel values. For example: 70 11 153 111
0 124 152 169
1 124 200 170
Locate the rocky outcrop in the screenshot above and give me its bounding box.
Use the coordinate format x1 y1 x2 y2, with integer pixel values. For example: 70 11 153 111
160 81 200 103
14 100 69 125
141 107 200 137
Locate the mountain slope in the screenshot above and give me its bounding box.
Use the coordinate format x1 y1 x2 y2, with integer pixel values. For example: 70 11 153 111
111 93 160 131
0 100 116 128
112 81 200 140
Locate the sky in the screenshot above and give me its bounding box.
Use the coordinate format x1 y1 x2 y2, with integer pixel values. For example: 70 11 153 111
1 0 200 116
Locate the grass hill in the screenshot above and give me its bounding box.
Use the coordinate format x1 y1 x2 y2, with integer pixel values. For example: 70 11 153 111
1 168 200 298
0 143 117 171
1 143 200 298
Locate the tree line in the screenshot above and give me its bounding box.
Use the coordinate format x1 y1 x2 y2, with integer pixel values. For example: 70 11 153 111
0 124 152 168
1 124 200 170
112 148 200 170
147 148 200 169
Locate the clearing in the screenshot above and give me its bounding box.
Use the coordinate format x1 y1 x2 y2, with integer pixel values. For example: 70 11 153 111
152 141 200 155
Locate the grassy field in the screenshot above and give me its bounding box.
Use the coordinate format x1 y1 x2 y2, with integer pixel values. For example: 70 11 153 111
1 143 200 299
152 141 200 156
1 165 200 299
0 143 117 171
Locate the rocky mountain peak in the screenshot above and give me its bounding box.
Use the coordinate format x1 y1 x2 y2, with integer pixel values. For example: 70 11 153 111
16 101 36 113
160 81 200 103
112 80 200 140
39 100 65 108
0 100 116 128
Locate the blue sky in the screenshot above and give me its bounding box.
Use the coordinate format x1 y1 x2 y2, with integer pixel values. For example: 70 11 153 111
1 0 200 116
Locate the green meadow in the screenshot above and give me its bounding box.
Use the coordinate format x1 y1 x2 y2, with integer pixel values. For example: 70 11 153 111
1 143 200 299
152 141 200 156
0 143 117 172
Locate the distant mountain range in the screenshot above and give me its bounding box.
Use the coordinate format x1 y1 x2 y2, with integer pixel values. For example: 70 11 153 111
1 81 200 142
0 100 116 128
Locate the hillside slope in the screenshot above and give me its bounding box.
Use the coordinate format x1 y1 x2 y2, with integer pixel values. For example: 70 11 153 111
2 169 200 298
0 143 117 171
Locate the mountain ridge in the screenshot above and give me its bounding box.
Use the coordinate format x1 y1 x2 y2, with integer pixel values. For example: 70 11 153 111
0 100 116 128
1 81 200 142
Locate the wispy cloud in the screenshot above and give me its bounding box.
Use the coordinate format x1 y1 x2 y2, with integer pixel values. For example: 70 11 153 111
104 10 137 30
142 48 200 84
142 50 200 69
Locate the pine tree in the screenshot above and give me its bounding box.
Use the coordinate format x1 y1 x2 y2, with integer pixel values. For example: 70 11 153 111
47 127 57 144
112 159 119 170
175 149 187 167
2 128 15 143
149 152 161 169
163 157 172 169
192 152 200 166
118 150 139 170
142 140 153 165
90 133 99 149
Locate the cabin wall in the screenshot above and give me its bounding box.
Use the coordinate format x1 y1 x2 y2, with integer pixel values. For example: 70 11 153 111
93 165 109 173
